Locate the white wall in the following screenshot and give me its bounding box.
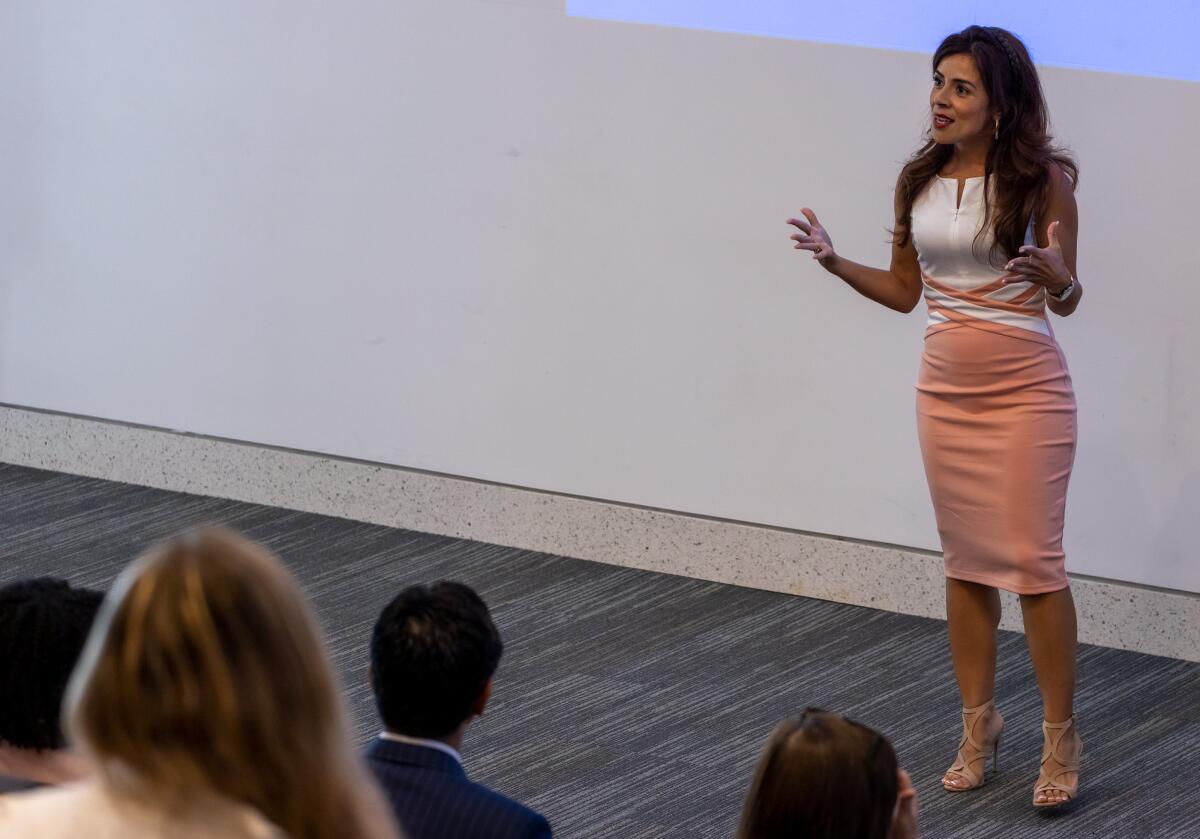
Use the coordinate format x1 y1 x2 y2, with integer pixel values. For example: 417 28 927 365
2 1 1197 592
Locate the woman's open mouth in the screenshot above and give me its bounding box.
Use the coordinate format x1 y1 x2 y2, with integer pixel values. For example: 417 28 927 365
932 114 954 129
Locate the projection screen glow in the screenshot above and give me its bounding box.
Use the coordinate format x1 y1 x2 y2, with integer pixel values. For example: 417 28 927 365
568 1 1200 82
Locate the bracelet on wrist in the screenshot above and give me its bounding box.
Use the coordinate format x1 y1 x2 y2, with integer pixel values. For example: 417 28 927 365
1050 276 1075 303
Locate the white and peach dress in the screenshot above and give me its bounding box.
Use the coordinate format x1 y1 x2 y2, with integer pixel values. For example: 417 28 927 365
911 175 1076 594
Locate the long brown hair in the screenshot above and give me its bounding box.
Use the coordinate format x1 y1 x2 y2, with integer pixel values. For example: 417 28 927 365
894 26 1078 264
65 528 400 839
737 710 899 839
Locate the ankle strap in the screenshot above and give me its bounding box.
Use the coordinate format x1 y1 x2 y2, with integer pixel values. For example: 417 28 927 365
962 699 995 715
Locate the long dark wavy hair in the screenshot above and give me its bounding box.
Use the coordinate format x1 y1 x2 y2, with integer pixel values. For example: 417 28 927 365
894 26 1078 264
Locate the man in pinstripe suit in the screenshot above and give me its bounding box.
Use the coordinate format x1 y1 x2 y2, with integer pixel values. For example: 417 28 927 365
366 582 552 839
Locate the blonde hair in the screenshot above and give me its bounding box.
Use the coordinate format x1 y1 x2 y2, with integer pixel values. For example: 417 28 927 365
65 528 400 839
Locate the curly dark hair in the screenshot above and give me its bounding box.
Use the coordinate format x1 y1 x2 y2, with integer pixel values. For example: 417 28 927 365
894 26 1078 264
0 577 104 750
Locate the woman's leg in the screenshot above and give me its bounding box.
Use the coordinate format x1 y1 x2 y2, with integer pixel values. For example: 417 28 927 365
1019 587 1077 720
1020 587 1079 805
946 578 1002 705
942 578 1004 790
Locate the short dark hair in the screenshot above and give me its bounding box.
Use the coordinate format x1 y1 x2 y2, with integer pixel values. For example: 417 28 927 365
0 577 105 750
737 709 899 839
370 582 503 739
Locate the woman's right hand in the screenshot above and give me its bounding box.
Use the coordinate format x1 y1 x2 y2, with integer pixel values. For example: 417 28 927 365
786 208 836 265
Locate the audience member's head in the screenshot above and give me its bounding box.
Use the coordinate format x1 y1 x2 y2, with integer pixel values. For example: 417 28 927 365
0 578 104 753
737 709 915 839
64 528 400 839
370 582 503 742
0 577 103 787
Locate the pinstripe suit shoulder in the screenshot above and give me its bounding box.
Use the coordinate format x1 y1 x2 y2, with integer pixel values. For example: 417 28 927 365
366 738 551 839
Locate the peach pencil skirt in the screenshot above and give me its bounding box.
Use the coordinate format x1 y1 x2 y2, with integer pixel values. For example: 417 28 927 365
916 321 1076 595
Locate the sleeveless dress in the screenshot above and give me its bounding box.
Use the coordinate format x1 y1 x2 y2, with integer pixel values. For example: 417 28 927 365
911 176 1076 594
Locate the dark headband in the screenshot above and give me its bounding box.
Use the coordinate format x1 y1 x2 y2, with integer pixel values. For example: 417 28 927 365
981 27 1022 79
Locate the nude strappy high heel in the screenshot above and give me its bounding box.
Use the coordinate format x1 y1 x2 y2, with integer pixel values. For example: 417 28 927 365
1034 717 1082 808
942 699 1004 792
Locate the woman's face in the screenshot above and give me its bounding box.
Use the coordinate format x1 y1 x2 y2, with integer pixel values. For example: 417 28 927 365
930 53 994 145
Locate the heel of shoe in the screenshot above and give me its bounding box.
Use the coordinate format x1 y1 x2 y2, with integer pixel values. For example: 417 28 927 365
942 700 1004 792
992 733 1001 774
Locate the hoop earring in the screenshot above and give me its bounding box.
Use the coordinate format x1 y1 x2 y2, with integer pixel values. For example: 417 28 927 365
994 118 1000 140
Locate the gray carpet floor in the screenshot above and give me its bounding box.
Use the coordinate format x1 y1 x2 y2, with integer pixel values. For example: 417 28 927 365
1 463 1197 838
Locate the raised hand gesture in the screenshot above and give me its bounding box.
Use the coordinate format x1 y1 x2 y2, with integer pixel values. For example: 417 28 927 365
787 208 836 266
1001 220 1072 296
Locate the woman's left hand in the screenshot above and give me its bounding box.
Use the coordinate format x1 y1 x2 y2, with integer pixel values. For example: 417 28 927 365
1000 220 1072 296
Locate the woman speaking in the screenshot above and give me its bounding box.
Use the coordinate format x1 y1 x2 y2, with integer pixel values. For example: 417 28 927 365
788 26 1083 809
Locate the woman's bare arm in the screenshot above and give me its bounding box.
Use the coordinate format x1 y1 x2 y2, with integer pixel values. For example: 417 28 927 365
1002 163 1082 316
787 194 923 313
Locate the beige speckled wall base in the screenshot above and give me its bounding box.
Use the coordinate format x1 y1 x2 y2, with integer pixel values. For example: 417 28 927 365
1 403 1196 662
